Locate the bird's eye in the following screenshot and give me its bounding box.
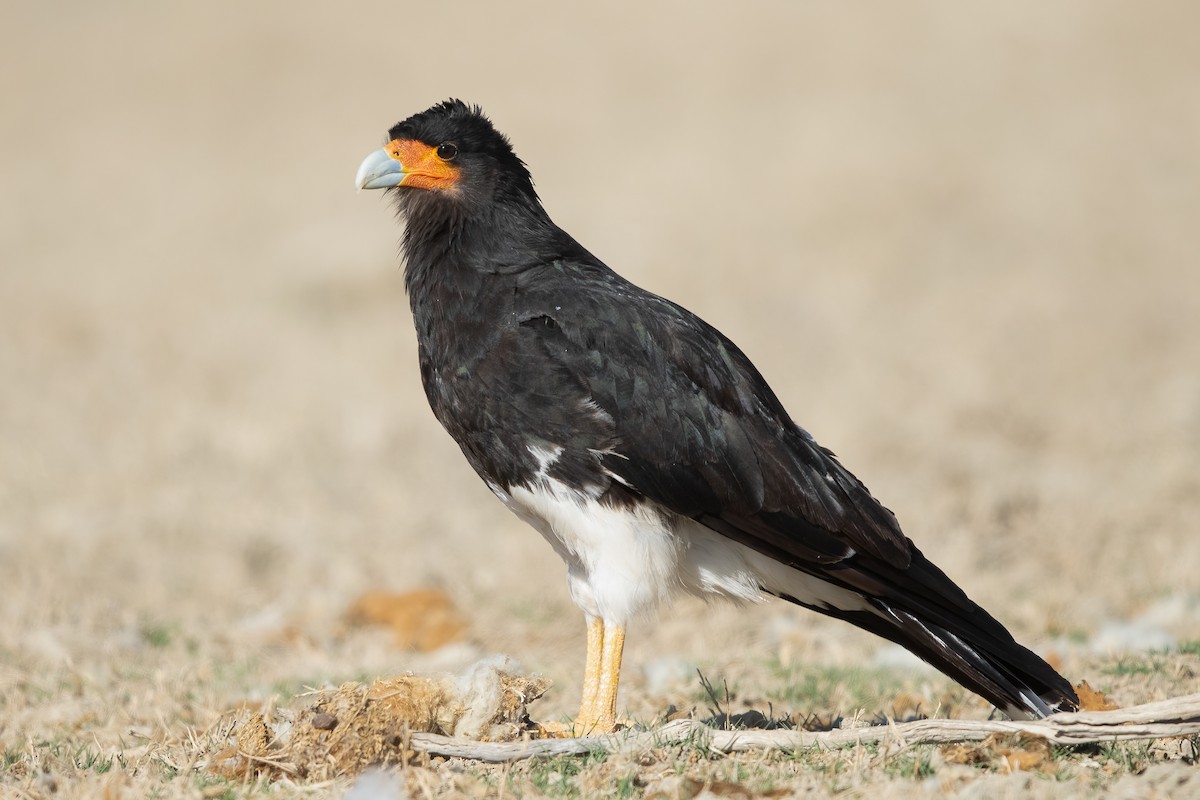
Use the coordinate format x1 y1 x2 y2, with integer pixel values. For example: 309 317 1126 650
436 143 458 161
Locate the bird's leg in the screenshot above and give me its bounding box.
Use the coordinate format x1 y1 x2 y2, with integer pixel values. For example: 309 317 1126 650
538 616 617 737
588 621 625 732
576 615 604 724
539 618 626 736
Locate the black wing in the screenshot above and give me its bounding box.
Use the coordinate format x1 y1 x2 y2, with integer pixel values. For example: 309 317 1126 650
507 263 910 570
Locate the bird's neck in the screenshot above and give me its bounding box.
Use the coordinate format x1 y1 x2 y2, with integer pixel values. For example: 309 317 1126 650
400 190 580 339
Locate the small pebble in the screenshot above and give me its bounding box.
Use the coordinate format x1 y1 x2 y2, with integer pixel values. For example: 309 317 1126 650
311 712 338 730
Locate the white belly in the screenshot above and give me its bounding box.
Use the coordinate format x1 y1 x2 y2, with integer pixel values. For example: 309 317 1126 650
494 477 681 623
491 475 871 624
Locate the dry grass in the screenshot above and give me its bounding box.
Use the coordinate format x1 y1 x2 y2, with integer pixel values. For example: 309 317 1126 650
3 1 1200 797
3 646 1198 798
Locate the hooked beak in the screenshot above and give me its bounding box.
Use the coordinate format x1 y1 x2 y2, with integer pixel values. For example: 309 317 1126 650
355 148 405 191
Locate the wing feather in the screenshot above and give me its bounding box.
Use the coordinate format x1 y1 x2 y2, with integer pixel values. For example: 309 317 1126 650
510 267 911 569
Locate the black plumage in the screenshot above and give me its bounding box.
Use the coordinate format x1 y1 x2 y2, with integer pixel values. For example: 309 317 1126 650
356 99 1078 727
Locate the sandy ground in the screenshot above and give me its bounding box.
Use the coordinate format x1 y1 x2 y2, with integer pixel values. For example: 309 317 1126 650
2 1 1199 797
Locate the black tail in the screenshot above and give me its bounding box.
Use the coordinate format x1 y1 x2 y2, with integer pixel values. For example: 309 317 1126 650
779 545 1078 719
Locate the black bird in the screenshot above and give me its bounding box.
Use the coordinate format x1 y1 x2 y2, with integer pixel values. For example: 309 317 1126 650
354 99 1077 732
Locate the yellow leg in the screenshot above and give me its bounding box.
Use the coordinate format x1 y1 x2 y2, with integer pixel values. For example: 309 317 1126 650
590 622 625 732
539 617 626 737
576 616 604 723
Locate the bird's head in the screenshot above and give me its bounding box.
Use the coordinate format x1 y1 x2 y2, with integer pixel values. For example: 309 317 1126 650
355 99 538 214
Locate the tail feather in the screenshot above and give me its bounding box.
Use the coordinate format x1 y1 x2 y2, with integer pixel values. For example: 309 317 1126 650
775 545 1078 718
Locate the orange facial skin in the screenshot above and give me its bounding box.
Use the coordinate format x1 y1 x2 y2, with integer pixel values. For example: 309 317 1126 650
385 139 461 191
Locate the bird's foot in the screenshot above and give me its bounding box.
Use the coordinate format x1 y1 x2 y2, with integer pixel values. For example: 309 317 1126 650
533 717 627 738
533 719 580 738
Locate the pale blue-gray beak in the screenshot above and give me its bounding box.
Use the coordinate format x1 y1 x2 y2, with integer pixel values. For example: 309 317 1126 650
355 148 405 191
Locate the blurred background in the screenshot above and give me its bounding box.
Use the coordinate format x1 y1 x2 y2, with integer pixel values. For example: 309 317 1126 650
2 1 1198 719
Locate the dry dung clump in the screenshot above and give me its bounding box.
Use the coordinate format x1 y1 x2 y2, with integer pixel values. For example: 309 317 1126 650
1074 679 1120 711
209 656 549 782
344 588 468 652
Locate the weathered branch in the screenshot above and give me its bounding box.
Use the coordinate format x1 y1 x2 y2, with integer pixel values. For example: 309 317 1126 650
407 693 1200 763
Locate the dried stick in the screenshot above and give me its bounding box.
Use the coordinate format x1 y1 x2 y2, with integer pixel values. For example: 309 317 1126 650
406 693 1200 763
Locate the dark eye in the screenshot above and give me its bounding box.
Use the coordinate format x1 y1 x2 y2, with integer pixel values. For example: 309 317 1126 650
436 142 458 160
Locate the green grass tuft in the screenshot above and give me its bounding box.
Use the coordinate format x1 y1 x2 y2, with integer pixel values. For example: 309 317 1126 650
767 662 910 715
